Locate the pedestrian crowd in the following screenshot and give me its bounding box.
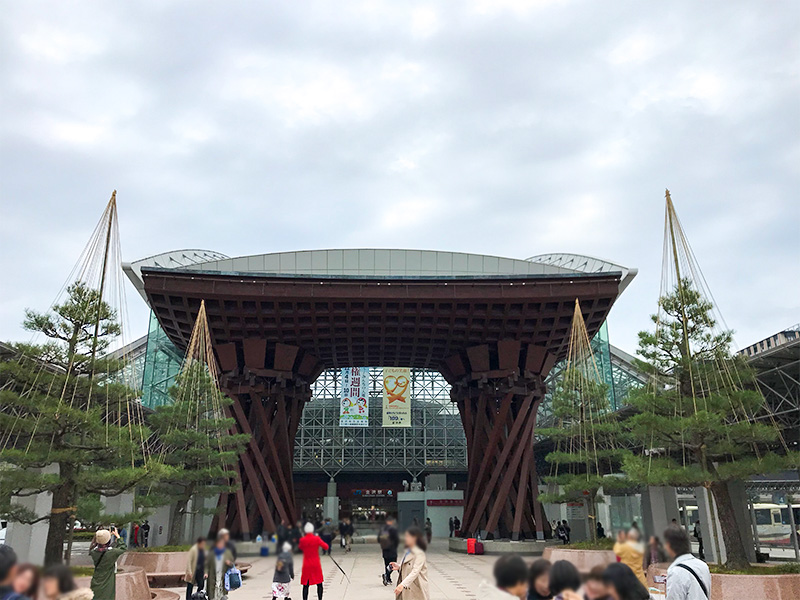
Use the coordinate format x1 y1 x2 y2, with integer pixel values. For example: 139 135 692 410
482 524 710 600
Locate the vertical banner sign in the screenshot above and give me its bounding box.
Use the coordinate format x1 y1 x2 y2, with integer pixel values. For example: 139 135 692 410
339 367 369 427
382 367 411 427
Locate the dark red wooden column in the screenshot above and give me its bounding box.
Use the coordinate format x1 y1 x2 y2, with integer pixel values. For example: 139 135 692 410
443 340 555 540
211 340 323 540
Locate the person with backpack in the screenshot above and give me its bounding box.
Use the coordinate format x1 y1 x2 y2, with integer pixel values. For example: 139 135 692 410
184 537 207 600
378 517 400 587
272 542 294 600
664 526 710 600
89 527 126 600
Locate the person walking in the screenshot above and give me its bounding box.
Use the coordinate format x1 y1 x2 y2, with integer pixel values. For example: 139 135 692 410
319 519 334 556
601 563 650 600
379 517 400 586
90 527 126 600
448 517 454 538
184 537 207 600
272 542 294 600
664 526 710 600
141 521 151 548
206 529 235 600
612 529 646 586
339 518 353 552
478 554 529 600
692 522 704 561
299 523 328 600
424 519 432 544
290 521 302 553
277 520 290 549
389 527 429 600
41 565 93 600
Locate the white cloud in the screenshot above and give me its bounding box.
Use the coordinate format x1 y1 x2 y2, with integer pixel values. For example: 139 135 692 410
0 0 797 353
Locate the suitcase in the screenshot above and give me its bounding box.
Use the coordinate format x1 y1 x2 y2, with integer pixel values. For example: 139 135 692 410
474 541 484 555
466 538 476 554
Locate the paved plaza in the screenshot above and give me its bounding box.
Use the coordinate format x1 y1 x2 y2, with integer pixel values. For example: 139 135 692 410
167 540 497 600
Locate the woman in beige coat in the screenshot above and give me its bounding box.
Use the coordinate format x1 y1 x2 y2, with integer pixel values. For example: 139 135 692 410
390 527 429 600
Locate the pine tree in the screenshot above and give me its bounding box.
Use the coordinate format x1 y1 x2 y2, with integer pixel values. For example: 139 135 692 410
143 363 249 545
623 281 795 569
539 368 628 541
539 300 629 541
0 282 153 565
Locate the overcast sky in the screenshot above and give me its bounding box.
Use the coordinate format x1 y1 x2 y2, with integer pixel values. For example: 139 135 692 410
1 0 798 354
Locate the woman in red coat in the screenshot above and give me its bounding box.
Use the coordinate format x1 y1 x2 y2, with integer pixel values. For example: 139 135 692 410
298 522 329 600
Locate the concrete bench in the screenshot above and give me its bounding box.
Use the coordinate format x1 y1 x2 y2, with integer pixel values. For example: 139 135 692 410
119 552 250 587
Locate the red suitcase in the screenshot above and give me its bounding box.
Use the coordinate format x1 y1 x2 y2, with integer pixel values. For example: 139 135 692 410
474 541 484 555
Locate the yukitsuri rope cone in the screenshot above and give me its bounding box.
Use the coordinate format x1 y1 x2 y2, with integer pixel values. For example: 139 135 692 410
0 191 152 565
622 189 797 568
144 301 249 545
539 299 627 542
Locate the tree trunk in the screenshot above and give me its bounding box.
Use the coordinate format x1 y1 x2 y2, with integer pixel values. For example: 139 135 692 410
709 481 749 569
168 498 189 546
587 495 597 542
44 465 75 566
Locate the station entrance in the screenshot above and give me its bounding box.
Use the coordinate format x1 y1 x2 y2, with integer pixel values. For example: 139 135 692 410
140 250 628 540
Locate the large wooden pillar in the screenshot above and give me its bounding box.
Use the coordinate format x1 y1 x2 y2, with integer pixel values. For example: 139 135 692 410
212 340 324 539
443 340 555 540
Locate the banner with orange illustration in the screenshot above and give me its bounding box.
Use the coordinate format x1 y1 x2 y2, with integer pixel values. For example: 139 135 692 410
382 367 411 428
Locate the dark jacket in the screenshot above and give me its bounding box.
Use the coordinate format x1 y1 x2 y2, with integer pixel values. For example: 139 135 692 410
379 524 399 553
274 550 295 583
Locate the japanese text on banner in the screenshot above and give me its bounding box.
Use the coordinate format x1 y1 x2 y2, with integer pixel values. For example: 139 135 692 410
340 367 369 427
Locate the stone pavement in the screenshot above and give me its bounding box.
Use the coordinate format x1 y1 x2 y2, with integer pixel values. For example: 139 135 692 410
167 540 498 600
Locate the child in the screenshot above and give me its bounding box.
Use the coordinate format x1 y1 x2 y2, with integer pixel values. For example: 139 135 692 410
273 542 295 600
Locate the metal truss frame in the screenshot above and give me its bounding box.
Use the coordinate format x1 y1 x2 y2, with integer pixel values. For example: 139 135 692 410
294 367 467 473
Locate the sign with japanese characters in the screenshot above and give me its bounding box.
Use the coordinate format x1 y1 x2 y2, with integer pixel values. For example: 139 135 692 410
382 367 411 427
339 367 370 427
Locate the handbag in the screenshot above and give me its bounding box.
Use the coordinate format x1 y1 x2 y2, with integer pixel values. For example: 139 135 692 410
226 566 243 591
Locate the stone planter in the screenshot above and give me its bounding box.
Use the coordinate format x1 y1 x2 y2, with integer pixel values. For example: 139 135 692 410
119 551 250 587
75 566 179 600
647 563 800 600
448 537 557 556
541 547 617 574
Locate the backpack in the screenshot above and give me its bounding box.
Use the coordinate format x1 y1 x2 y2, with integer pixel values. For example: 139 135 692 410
191 591 207 600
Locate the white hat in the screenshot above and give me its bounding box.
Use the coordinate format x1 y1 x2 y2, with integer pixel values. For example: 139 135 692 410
282 541 292 553
95 529 111 545
304 522 315 534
